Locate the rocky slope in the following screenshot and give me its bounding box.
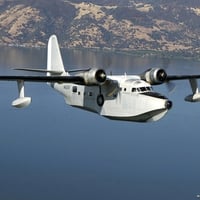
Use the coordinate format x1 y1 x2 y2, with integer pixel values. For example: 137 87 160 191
0 0 200 57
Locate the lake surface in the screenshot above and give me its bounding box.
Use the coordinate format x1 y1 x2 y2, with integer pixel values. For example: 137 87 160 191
0 46 200 200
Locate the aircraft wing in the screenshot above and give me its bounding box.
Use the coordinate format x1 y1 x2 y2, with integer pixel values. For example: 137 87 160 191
1 67 200 108
0 75 84 84
167 74 200 81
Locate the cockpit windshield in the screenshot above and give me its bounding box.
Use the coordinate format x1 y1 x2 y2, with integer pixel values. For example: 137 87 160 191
132 86 152 93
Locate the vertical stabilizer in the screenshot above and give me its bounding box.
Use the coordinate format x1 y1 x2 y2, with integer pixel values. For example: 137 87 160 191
47 35 66 75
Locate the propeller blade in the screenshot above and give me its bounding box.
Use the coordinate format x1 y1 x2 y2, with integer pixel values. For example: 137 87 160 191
166 81 176 93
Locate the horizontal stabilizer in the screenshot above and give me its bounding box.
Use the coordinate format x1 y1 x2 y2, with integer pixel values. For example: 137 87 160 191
14 67 91 74
14 68 64 75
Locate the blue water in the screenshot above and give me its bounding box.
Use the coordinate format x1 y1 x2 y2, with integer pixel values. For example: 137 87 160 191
0 47 200 200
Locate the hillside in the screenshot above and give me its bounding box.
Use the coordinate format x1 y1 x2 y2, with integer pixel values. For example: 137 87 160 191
1 0 200 57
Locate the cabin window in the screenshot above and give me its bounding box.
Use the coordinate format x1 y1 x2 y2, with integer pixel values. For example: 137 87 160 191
88 92 93 96
148 87 153 91
72 86 77 93
132 88 137 92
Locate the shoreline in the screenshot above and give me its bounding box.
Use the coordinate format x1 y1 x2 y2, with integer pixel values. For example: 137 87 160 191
0 43 200 61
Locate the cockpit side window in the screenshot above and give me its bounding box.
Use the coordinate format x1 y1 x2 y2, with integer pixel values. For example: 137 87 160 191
140 87 146 92
147 87 152 91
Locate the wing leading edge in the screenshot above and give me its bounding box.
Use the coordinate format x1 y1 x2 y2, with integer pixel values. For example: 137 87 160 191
0 75 84 84
167 74 200 80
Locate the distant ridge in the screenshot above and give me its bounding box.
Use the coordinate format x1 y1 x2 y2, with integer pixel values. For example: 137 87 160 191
0 0 200 57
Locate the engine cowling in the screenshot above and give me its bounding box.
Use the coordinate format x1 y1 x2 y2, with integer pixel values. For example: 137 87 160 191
79 68 107 85
141 68 167 85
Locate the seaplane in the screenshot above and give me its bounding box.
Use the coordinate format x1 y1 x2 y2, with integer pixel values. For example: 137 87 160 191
0 35 200 122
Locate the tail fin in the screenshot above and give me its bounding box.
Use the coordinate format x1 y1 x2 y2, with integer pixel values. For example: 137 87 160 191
47 35 67 76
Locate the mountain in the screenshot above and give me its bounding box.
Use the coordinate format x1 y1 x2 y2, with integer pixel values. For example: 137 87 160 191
1 0 200 57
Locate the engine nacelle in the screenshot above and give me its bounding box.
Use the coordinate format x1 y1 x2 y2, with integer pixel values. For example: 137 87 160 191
79 68 106 85
141 68 167 85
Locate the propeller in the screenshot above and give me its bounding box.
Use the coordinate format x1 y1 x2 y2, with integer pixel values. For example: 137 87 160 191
166 80 176 93
161 57 176 93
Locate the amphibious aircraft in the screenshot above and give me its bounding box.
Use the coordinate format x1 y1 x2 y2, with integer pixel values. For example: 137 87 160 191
0 35 200 122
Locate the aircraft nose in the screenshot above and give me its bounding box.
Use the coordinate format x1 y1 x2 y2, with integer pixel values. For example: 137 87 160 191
165 100 173 110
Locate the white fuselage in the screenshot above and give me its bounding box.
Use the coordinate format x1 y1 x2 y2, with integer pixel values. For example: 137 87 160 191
51 75 172 122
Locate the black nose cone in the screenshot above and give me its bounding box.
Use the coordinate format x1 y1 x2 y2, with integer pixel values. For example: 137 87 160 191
165 100 173 110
